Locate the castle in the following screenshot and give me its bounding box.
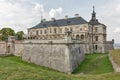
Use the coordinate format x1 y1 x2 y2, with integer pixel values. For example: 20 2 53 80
26 6 114 53
0 7 114 73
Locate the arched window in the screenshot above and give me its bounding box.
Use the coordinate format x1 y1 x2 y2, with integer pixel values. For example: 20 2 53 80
81 34 84 40
76 35 79 39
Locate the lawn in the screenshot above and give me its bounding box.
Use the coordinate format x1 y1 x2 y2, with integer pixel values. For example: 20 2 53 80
73 53 114 74
0 54 120 80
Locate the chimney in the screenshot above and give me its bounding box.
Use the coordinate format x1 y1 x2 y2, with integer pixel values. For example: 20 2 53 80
65 15 68 19
75 14 79 17
51 18 55 21
43 19 46 22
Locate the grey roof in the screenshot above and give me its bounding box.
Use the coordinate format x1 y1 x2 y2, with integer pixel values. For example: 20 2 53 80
30 17 88 29
89 19 101 25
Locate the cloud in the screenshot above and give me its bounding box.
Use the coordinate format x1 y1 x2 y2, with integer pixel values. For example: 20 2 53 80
34 3 44 14
0 0 63 33
98 0 120 18
114 27 120 33
49 7 63 18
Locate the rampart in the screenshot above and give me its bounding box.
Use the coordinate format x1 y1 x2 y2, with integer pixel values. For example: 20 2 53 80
22 39 84 73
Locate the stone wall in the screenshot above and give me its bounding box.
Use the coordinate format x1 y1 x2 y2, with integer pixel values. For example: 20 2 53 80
0 41 6 52
0 41 25 56
14 41 25 56
104 41 114 53
22 39 84 73
0 41 6 55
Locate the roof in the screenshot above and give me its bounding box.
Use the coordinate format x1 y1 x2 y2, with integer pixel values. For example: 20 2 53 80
89 19 101 25
30 17 88 29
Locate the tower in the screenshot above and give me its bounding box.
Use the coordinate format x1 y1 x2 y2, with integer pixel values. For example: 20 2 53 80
41 16 43 23
91 6 96 21
89 6 100 25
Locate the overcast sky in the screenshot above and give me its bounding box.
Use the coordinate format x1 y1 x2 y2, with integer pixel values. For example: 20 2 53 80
0 0 120 43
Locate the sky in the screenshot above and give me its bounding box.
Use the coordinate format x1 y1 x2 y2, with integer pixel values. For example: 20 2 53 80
0 0 120 43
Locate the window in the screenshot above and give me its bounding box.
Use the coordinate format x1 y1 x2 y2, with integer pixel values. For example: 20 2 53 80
40 30 42 34
95 36 98 41
70 27 73 31
50 28 52 33
103 27 106 33
84 26 87 30
76 35 79 39
44 30 47 34
65 28 68 31
81 34 84 40
95 27 98 32
95 45 98 50
30 32 32 35
80 28 82 31
36 30 39 35
59 28 62 33
104 35 106 41
54 28 57 33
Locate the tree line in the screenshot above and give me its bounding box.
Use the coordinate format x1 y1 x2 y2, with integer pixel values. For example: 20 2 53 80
0 28 24 41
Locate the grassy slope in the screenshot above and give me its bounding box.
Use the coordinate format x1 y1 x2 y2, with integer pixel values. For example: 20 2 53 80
73 54 113 74
109 49 120 66
0 54 119 80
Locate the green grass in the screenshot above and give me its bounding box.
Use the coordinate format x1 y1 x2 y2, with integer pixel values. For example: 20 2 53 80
73 53 114 74
0 54 120 80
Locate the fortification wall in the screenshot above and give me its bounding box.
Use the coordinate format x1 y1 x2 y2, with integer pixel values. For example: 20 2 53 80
14 41 25 56
22 40 84 73
0 41 6 55
104 41 114 53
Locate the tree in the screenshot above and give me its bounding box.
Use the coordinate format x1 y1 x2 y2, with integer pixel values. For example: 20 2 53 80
0 28 15 41
15 31 24 40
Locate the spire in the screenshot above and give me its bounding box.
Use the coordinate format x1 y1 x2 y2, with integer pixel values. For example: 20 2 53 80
89 6 100 25
93 6 95 13
91 5 96 20
41 16 43 23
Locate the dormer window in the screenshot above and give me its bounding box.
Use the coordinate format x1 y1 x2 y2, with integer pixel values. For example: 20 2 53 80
43 24 46 27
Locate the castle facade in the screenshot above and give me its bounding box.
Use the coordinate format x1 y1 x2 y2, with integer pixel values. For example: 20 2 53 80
26 6 114 53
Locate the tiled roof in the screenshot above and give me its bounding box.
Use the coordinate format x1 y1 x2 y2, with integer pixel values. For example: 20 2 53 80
30 17 88 29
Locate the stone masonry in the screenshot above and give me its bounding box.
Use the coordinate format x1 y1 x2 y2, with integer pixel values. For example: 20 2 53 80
22 36 84 73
